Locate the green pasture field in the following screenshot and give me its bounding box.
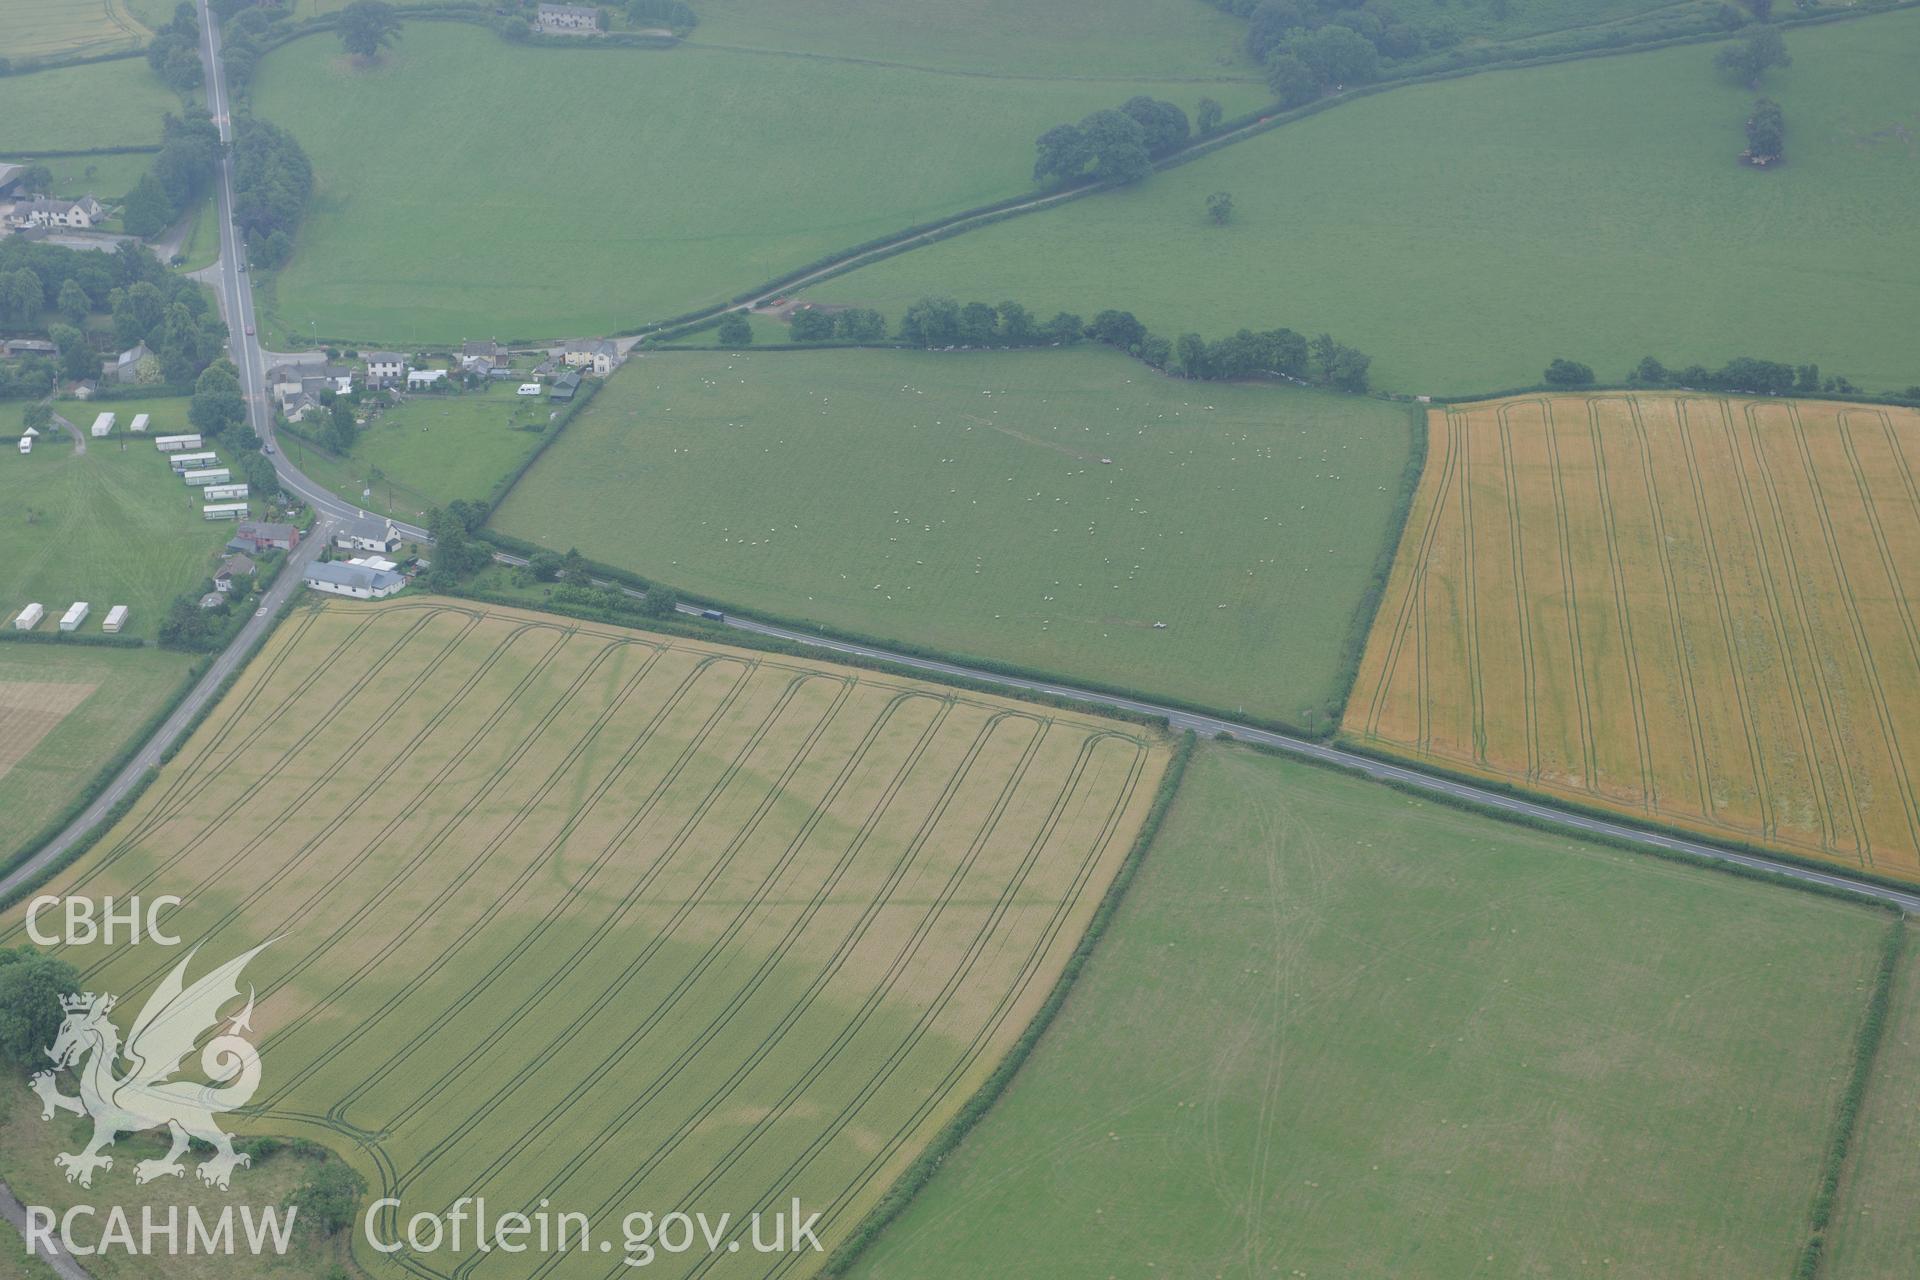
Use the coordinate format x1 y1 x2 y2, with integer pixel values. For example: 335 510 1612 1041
0 0 146 59
0 58 175 150
812 8 1920 395
492 346 1414 726
687 0 1256 79
0 151 154 202
248 23 1268 345
285 382 551 523
0 596 1170 1280
848 742 1897 1279
0 644 193 866
1825 919 1920 1276
0 399 235 638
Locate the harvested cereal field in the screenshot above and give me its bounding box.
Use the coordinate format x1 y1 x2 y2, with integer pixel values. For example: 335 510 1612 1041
1347 393 1920 877
1 596 1170 1279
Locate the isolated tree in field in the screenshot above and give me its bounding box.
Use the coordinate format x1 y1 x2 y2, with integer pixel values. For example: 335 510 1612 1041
1714 25 1789 88
1745 96 1785 162
1544 357 1595 387
339 0 403 60
715 312 752 346
1206 191 1234 225
0 948 80 1066
1264 52 1320 108
1196 97 1224 135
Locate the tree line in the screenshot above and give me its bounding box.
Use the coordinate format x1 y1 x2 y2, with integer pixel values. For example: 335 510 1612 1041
122 110 222 239
1033 96 1196 187
232 118 314 269
145 2 204 92
1539 351 1902 400
712 295 1372 393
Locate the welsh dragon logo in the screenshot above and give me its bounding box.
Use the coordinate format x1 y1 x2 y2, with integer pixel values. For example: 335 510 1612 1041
30 942 271 1191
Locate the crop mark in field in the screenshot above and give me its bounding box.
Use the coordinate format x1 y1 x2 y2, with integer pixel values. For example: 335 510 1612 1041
1540 399 1597 790
1585 400 1655 809
74 609 503 982
283 654 764 1115
272 653 800 1095
98 620 592 994
508 717 1074 1280
367 669 884 1155
0 681 95 783
1707 398 1849 856
1495 402 1542 780
341 681 931 1137
1779 402 1920 855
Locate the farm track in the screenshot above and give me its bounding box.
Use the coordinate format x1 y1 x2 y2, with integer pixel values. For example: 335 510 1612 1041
1585 399 1655 807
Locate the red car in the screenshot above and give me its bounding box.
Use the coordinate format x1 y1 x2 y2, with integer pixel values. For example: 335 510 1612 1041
245 325 254 335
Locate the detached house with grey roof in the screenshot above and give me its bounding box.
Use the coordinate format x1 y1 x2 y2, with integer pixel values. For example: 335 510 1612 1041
364 351 407 387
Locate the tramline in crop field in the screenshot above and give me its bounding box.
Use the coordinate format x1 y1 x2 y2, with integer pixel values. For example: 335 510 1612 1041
3 597 1169 1279
1347 392 1920 878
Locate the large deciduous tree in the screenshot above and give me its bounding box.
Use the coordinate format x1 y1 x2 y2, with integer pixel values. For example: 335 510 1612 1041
339 0 403 60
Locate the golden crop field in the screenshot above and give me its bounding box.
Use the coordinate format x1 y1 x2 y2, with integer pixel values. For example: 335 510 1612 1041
1347 393 1920 878
0 0 146 58
3 597 1168 1279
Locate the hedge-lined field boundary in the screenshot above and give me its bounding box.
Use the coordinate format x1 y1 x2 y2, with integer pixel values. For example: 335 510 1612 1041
816 731 1195 1277
1796 918 1906 1278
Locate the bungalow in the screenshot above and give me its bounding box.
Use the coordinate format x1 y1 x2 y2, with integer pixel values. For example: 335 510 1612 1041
536 2 599 32
549 371 582 402
108 341 152 385
305 560 404 600
555 338 618 376
228 520 300 553
6 195 105 229
364 351 407 387
213 553 257 592
334 514 402 554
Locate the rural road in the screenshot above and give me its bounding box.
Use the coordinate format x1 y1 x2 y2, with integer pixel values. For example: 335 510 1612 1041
0 525 327 905
194 0 429 543
488 552 1920 916
0 1179 88 1280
